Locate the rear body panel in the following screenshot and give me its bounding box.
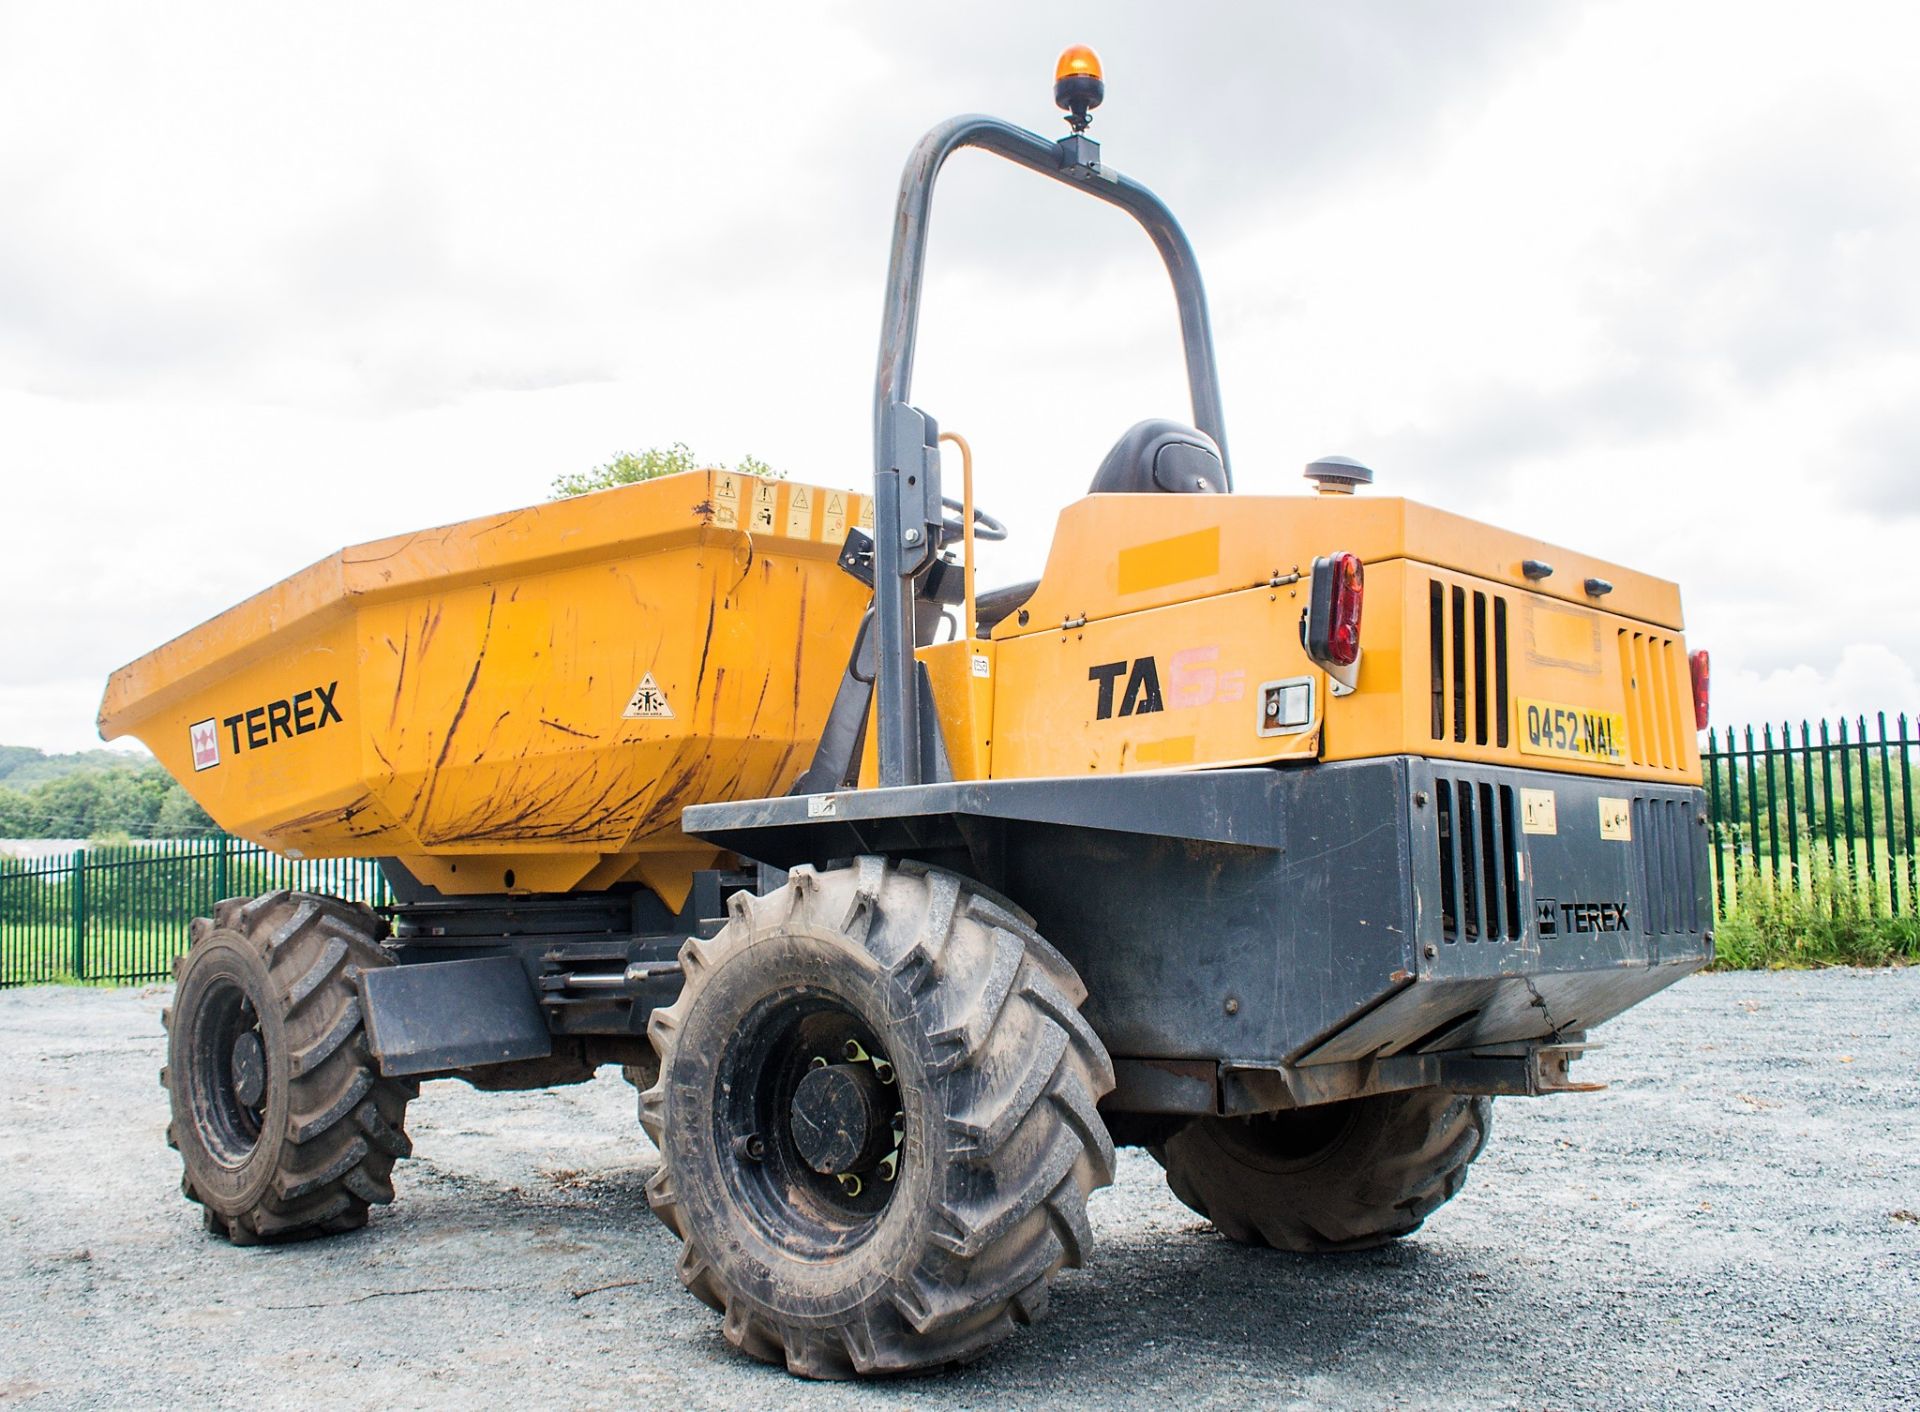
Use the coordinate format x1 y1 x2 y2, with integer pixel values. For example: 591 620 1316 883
1326 560 1698 782
685 757 1712 1075
941 492 1697 789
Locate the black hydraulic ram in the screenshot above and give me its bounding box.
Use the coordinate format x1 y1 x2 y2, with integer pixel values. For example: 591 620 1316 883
869 115 1231 787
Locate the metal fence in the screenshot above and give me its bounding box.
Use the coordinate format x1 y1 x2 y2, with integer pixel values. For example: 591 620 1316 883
0 838 390 987
1704 712 1915 916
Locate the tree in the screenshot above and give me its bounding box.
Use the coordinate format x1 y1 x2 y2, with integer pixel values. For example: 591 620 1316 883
156 786 220 838
0 759 217 840
0 788 30 837
549 443 781 499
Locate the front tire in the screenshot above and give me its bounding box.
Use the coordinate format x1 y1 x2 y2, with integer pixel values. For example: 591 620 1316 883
163 891 416 1244
641 859 1115 1378
1153 1088 1491 1252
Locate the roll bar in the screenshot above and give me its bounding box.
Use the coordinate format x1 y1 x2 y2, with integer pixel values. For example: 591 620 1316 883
869 115 1230 788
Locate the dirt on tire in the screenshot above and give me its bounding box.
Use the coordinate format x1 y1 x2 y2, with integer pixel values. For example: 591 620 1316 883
640 857 1116 1377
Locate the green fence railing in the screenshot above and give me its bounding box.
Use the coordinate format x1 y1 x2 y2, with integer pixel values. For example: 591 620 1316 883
1703 712 1915 917
0 838 390 988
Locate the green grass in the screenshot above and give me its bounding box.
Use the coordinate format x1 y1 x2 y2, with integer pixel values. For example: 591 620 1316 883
0 920 187 986
1711 862 1919 970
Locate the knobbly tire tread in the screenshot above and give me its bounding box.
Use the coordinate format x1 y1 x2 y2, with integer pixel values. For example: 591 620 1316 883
164 890 416 1244
640 858 1115 1379
1153 1088 1492 1252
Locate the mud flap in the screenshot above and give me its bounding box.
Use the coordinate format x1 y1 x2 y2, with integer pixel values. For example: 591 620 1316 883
360 955 551 1077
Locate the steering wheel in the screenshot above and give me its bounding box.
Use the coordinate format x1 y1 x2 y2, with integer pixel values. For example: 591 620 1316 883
940 497 1007 543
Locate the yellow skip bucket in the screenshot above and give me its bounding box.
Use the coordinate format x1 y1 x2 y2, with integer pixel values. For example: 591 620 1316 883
98 470 870 905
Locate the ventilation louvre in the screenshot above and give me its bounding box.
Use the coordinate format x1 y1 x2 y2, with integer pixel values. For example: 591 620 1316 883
1435 777 1523 943
1618 629 1687 770
1635 795 1703 935
1430 578 1510 748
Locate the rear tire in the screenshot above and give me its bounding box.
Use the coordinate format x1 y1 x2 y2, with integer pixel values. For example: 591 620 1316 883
162 891 416 1244
1152 1088 1491 1252
641 859 1115 1378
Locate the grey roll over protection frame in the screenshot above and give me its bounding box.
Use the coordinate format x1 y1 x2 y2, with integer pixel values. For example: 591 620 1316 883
869 114 1232 787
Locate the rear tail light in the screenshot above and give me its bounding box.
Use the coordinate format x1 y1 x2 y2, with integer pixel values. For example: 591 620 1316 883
1305 552 1364 668
1689 649 1710 730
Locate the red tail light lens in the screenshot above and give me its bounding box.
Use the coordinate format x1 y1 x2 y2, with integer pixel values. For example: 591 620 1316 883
1689 649 1710 730
1306 552 1365 668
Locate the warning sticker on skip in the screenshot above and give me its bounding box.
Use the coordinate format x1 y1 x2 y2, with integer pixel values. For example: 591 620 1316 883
624 673 674 719
751 481 779 531
785 485 812 538
713 473 742 529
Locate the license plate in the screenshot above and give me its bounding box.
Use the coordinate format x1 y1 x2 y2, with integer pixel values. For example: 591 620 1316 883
1517 698 1628 765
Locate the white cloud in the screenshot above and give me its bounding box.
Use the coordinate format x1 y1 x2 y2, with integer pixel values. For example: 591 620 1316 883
1715 644 1919 738
1 1 1917 755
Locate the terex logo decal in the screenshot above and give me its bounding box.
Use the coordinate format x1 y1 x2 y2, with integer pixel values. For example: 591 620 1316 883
189 719 221 772
1535 897 1631 936
1088 658 1163 720
215 681 345 760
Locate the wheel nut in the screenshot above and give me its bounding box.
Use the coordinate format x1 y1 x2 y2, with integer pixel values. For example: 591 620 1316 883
837 1173 863 1197
872 1058 895 1084
844 1039 869 1062
878 1151 899 1182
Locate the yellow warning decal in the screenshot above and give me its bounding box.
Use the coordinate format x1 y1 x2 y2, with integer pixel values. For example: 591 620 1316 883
1520 787 1558 835
785 485 813 538
750 481 779 532
623 673 674 720
712 471 743 529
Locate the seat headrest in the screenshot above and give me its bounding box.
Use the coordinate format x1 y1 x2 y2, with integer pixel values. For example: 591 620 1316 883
1089 419 1227 496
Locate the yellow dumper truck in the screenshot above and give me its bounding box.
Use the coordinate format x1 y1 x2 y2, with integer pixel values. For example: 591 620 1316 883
100 50 1712 1380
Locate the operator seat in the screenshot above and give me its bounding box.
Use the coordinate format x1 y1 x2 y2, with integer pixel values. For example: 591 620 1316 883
976 419 1227 637
1086 418 1226 496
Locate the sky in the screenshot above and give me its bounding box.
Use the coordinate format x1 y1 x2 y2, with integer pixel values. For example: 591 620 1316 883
2 1 1916 755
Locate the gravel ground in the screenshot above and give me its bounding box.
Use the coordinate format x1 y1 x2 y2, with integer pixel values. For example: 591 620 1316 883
0 970 1915 1411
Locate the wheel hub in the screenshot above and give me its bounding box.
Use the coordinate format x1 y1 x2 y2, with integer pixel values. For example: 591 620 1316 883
789 1062 890 1175
185 976 268 1166
230 1031 265 1108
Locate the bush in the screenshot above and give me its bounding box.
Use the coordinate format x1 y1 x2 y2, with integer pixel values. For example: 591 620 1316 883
549 445 780 499
1713 860 1920 969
